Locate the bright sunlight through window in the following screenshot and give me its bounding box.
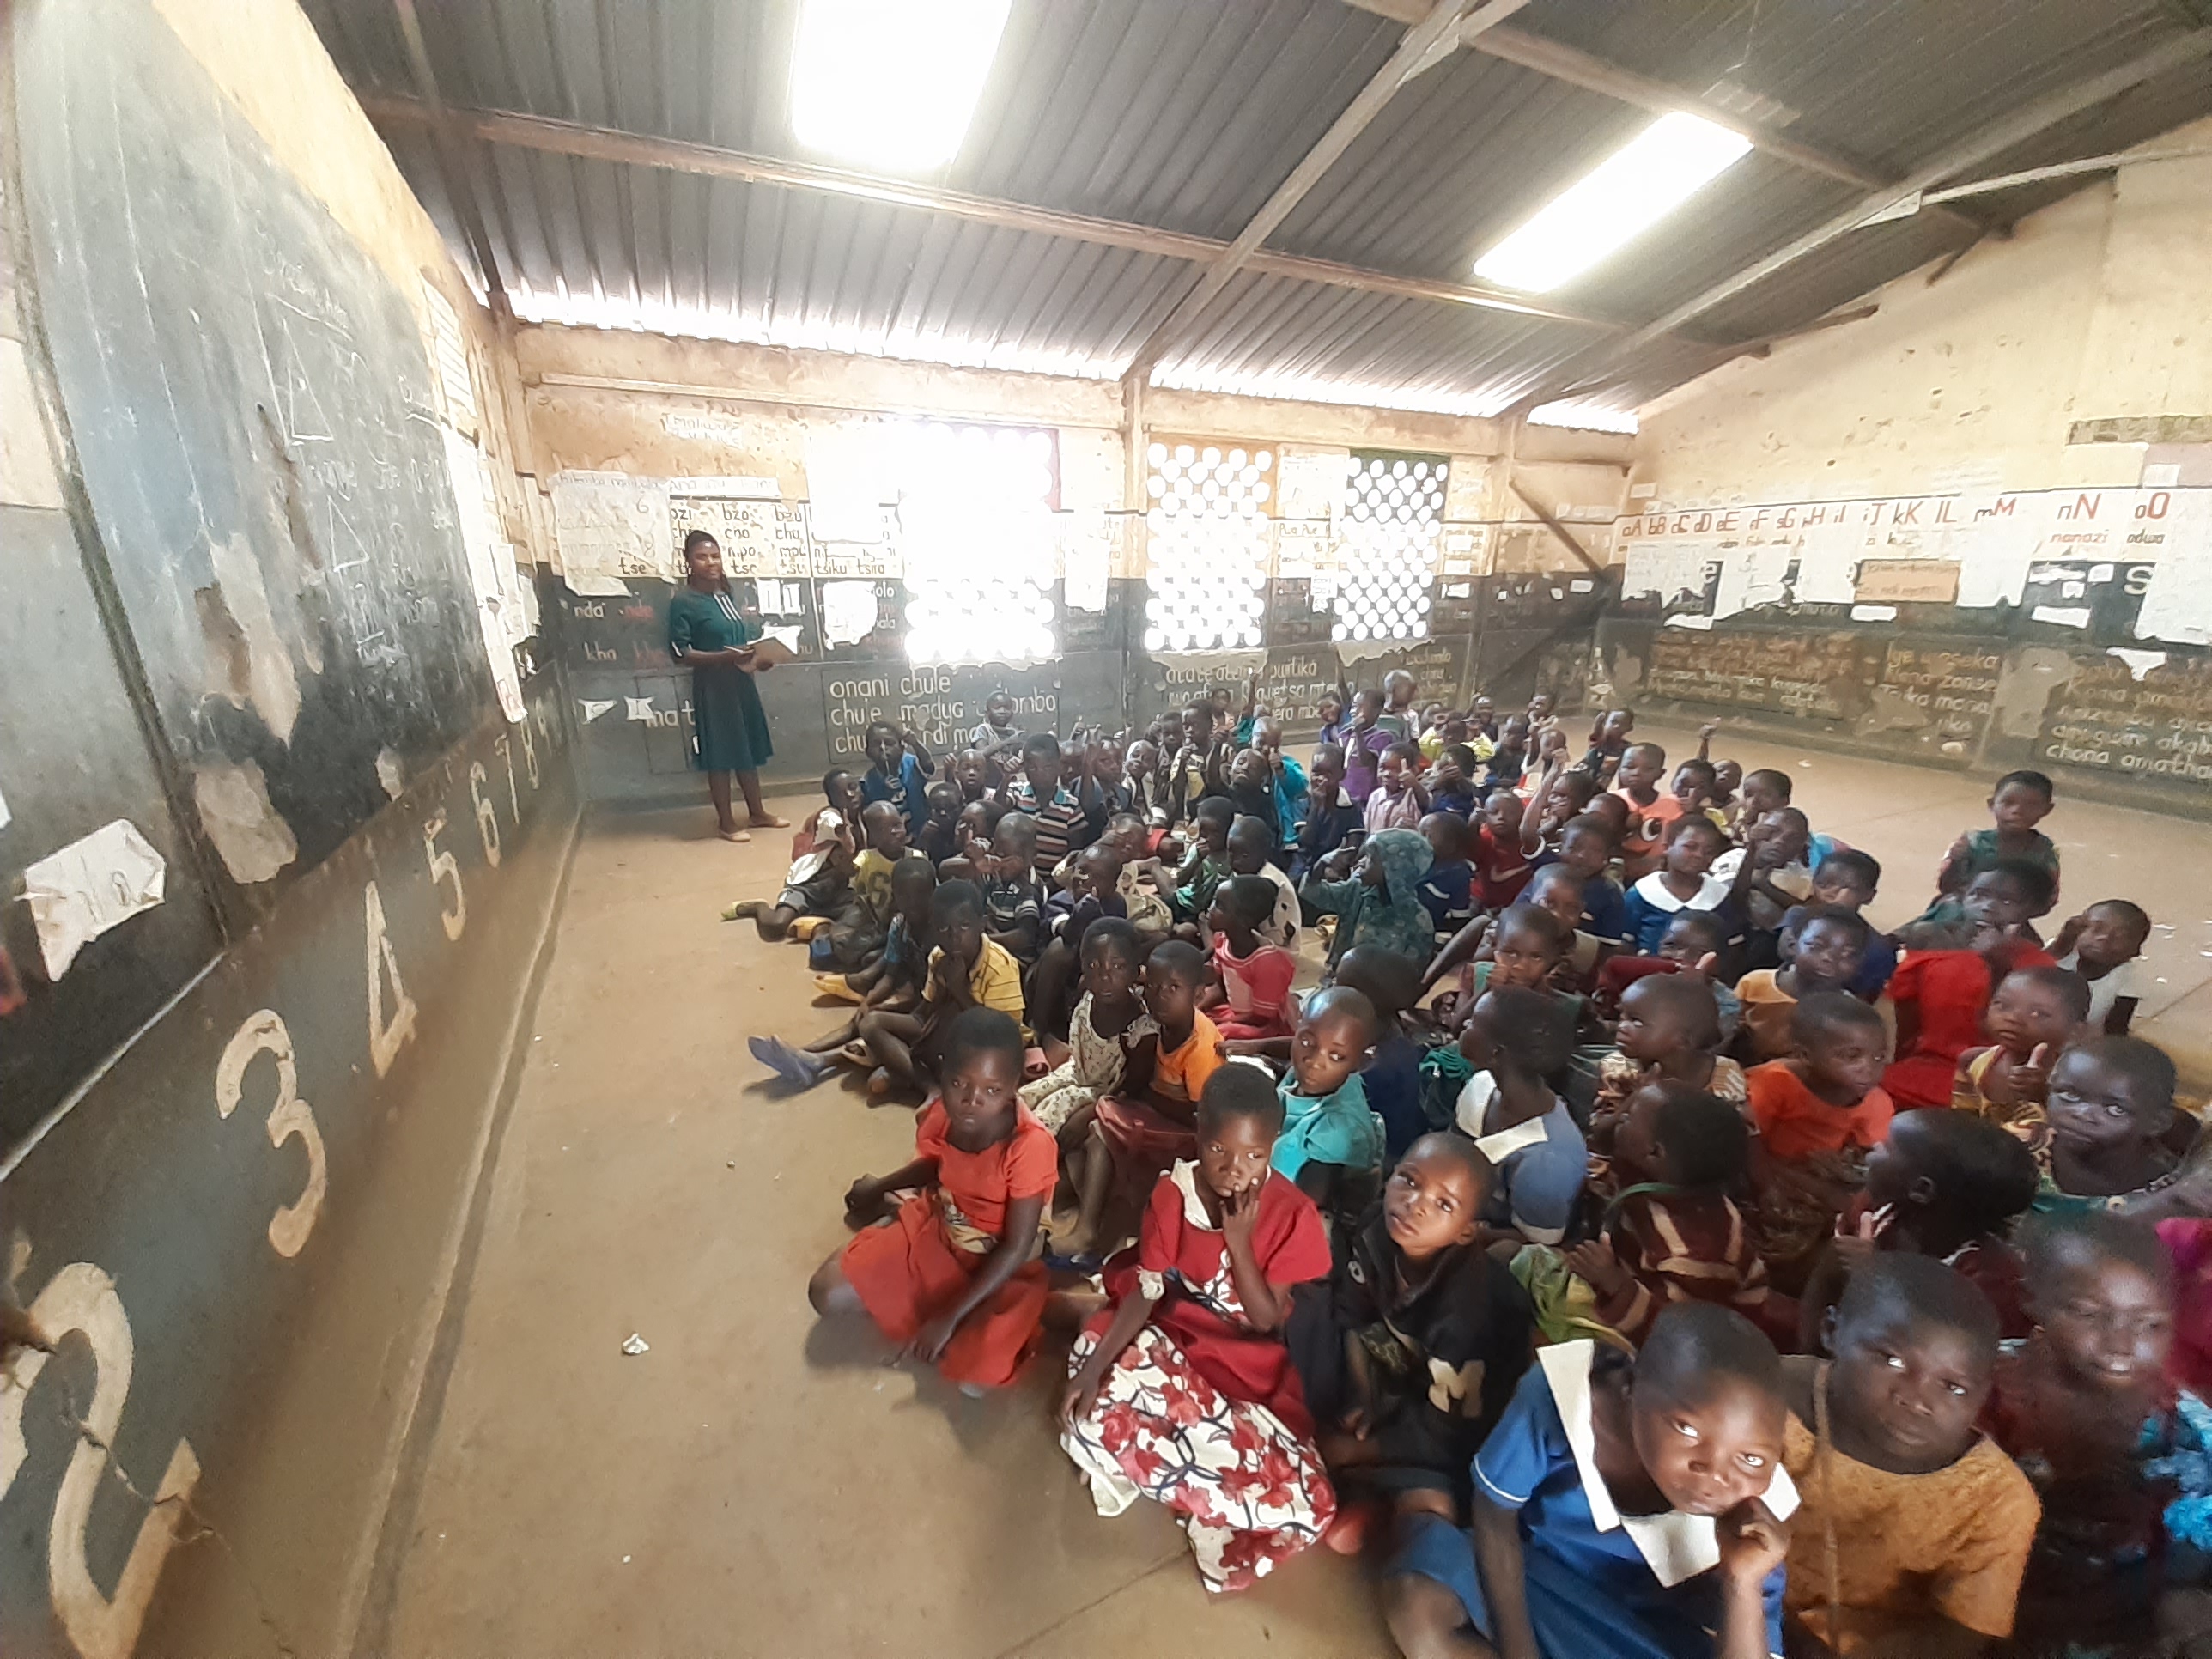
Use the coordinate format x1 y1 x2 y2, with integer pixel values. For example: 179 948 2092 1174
790 0 1012 173
1474 112 1753 294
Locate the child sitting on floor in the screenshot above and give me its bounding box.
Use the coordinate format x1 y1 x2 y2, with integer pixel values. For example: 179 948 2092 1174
1932 767 2061 909
1734 904 1871 1064
1288 1133 1534 1534
1335 946 1426 1162
1171 797 1235 927
1951 963 2089 1132
1455 987 1586 1249
1428 900 1582 1040
816 798 911 971
854 879 1025 1102
980 812 1046 965
1206 874 1297 1043
1429 744 1480 817
1366 741 1430 834
725 768 860 939
1069 940 1225 1257
1291 743 1362 888
2037 1036 2191 1217
1060 1065 1336 1592
1304 828 1437 973
2052 897 2153 1036
809 1007 1054 1394
1274 987 1386 1222
1778 848 1896 1000
1565 1081 1776 1346
1610 742 1683 882
1593 911 1740 1043
915 779 963 867
1591 973 1747 1132
1883 860 2057 1109
1474 788 1534 910
1223 813 1299 948
1746 994 1893 1291
1020 918 1156 1145
1804 1108 2039 1344
1416 812 1478 948
1781 1255 2039 1655
1713 808 1814 969
1383 1304 1795 1659
1622 815 1734 957
1536 811 1630 951
1983 1211 2212 1656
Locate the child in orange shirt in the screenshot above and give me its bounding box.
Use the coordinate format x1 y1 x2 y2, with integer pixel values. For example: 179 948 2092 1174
1746 993 1893 1291
810 1007 1055 1391
1734 905 1872 1065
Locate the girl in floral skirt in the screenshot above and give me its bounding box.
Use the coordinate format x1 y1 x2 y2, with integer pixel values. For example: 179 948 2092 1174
1059 1064 1336 1591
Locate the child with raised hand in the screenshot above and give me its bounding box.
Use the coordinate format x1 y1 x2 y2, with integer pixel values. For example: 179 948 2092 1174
1883 860 2058 1110
1934 767 2061 906
1021 918 1156 1144
1426 896 1583 1040
939 799 997 882
1670 757 1729 834
969 690 1026 763
1592 973 1746 1130
1580 707 1636 781
1206 874 1297 1044
1779 849 1896 1000
1746 994 1893 1290
1951 963 2089 1130
2052 897 2153 1035
1305 827 1437 973
1060 1065 1337 1592
1367 740 1431 834
1073 940 1226 1257
1171 796 1235 927
810 1007 1054 1393
1623 816 1734 957
1781 1255 2039 1654
854 879 1026 1102
2037 1035 2197 1218
1611 742 1683 882
1430 743 1481 817
1291 741 1362 889
1482 714 1530 798
1806 1109 2039 1346
1288 1134 1534 1536
858 718 934 839
1567 1082 1777 1346
1983 1212 2212 1655
1041 844 1127 979
1384 1303 1795 1659
1417 812 1479 946
1713 809 1814 966
1733 903 1870 1063
726 767 860 939
1341 687 1396 805
1455 987 1587 1247
1275 986 1387 1221
979 811 1046 965
1596 910 1743 1043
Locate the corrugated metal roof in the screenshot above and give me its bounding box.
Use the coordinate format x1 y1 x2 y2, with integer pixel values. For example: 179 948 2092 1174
303 0 2212 422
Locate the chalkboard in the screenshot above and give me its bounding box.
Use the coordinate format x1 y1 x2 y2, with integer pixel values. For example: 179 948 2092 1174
1863 639 2003 757
1265 578 1335 647
2039 653 2212 787
823 664 1062 764
1643 629 1871 722
20 0 495 886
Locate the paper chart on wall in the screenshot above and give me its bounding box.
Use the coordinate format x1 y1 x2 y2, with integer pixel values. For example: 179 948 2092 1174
1274 447 1352 522
445 429 527 720
23 818 167 979
819 580 880 647
550 471 672 581
2135 490 2212 646
1711 544 1792 619
1790 518 1863 605
673 495 813 580
1622 538 1718 609
1060 509 1112 611
1273 517 1332 581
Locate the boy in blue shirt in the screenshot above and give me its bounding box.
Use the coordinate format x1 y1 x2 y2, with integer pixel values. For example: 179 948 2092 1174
1273 987 1385 1223
858 719 933 839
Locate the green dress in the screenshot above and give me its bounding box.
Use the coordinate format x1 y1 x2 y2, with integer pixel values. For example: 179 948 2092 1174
666 586 774 773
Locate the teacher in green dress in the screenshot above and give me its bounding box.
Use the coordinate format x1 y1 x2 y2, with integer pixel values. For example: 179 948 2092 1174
668 530 787 842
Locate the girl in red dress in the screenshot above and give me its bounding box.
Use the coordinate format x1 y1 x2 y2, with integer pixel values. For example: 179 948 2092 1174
1882 863 2055 1109
1206 874 1297 1043
809 1007 1054 1390
1059 1065 1337 1591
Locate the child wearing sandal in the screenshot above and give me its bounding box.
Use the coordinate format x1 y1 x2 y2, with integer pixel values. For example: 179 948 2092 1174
1060 1066 1336 1592
808 1008 1054 1392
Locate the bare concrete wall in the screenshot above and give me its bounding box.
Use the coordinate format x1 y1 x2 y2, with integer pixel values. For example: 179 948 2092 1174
0 5 576 1659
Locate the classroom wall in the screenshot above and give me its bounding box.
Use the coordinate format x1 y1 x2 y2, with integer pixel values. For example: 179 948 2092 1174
0 2 574 1656
1596 125 2212 816
519 322 1634 801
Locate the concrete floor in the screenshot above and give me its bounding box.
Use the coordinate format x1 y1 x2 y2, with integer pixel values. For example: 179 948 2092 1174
377 738 2212 1659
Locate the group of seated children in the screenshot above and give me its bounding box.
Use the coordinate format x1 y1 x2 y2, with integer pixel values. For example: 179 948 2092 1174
763 676 2205 1656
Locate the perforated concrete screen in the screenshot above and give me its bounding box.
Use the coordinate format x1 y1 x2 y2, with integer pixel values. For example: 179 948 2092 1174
1143 438 1274 654
1335 451 1446 644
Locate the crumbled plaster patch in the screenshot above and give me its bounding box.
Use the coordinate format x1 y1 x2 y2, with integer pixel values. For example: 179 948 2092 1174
1992 647 2077 740
194 760 299 884
200 535 301 743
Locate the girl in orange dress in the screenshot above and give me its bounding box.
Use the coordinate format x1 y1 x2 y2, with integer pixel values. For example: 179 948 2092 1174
808 1006 1055 1390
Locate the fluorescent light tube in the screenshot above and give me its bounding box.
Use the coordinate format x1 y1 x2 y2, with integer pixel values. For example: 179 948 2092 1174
1474 112 1753 293
790 0 1012 173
